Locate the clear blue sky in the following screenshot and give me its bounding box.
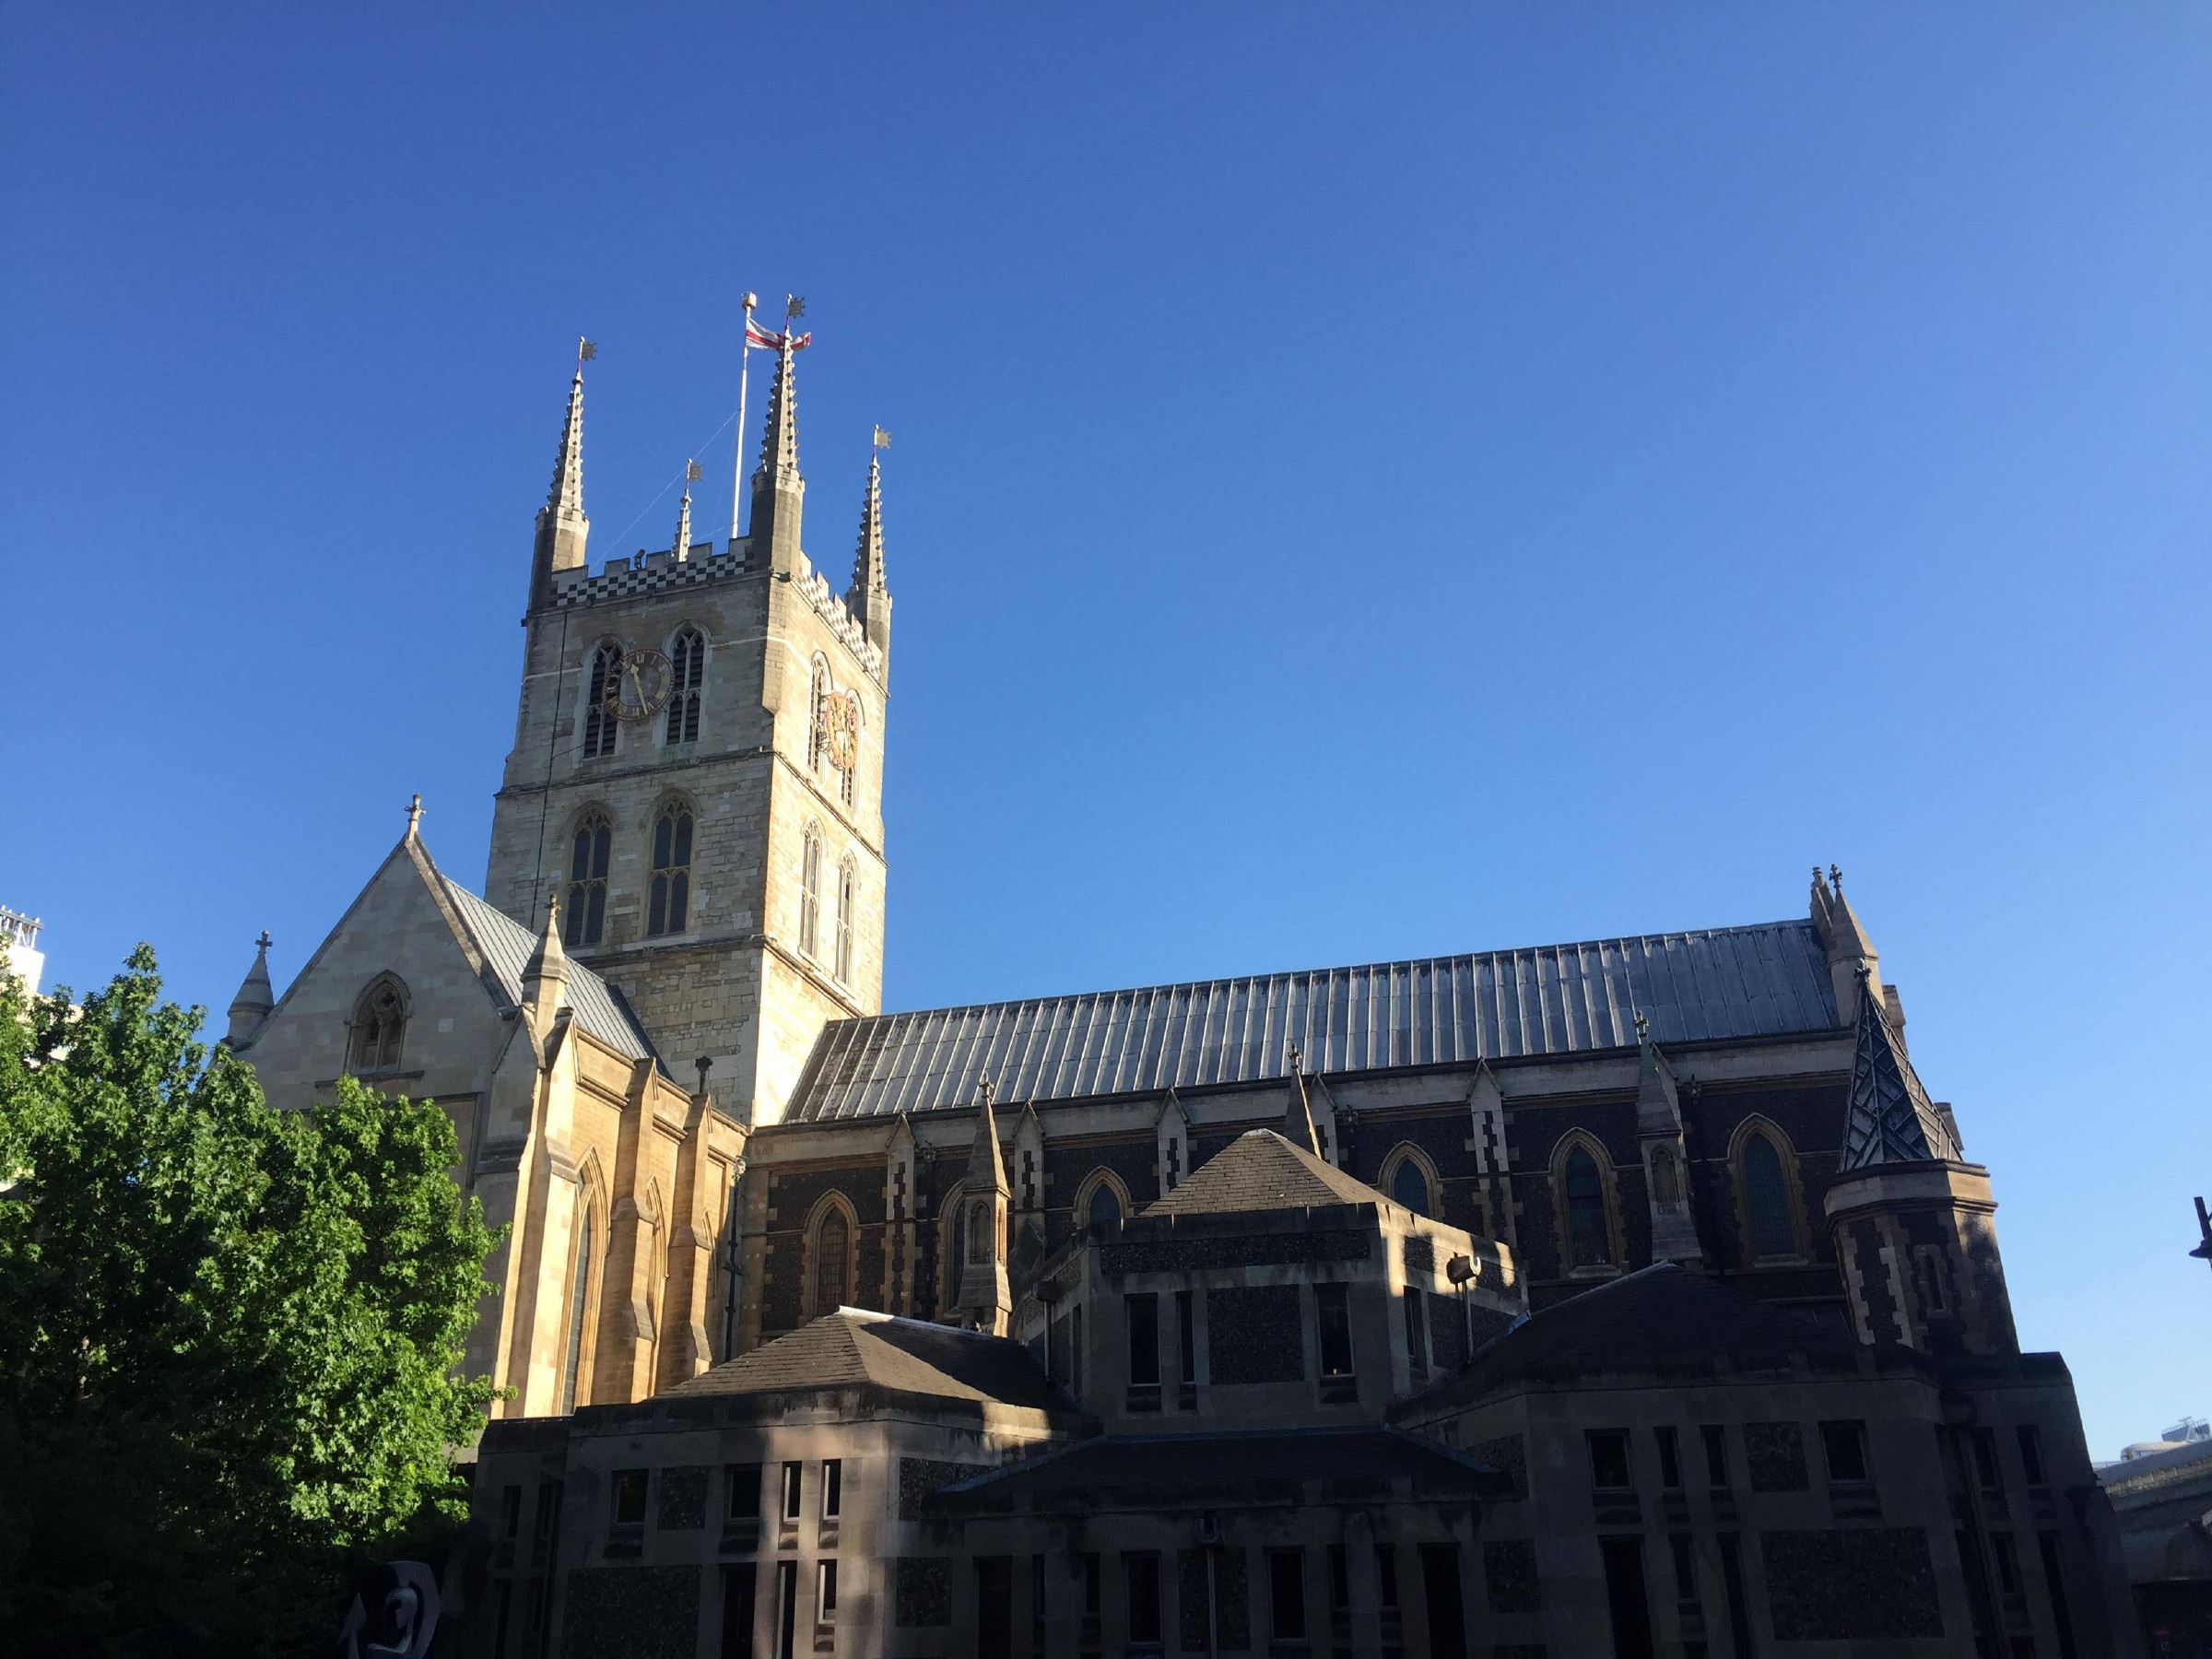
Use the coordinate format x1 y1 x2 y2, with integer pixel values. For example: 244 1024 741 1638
5 5 2206 1457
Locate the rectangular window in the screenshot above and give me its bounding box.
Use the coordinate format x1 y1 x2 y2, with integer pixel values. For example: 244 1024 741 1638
1655 1428 1682 1491
2038 1532 2078 1659
781 1461 803 1522
500 1484 523 1538
1376 1543 1399 1609
1668 1532 1698 1604
1972 1428 2003 1491
611 1468 649 1526
721 1565 756 1659
1125 1552 1162 1643
1820 1420 1870 1484
728 1463 763 1522
774 1560 798 1659
1177 1289 1196 1385
1599 1537 1655 1659
1589 1429 1633 1490
1993 1533 2022 1597
1404 1287 1429 1377
820 1459 841 1520
1269 1549 1308 1640
1329 1544 1350 1612
1717 1534 1752 1659
816 1559 838 1624
1127 1293 1160 1386
2018 1426 2048 1488
1031 1555 1047 1654
1083 1551 1101 1618
492 1582 513 1657
1701 1425 1729 1488
1316 1283 1355 1377
1073 1306 1084 1405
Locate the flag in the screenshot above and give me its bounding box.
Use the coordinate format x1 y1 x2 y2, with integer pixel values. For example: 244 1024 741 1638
873 426 891 450
744 322 813 352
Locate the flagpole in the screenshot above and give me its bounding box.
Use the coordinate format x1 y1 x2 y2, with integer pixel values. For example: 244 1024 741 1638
730 290 759 552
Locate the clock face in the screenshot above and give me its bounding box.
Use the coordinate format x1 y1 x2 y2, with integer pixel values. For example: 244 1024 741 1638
822 690 860 771
604 649 674 722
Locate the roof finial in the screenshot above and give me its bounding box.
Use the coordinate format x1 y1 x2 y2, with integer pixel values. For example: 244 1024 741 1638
406 794 424 840
1633 1008 1650 1044
1829 864 1843 897
1288 1042 1303 1076
673 459 700 560
225 929 277 1045
255 928 272 952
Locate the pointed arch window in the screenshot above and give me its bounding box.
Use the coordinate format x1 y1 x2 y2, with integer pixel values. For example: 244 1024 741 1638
347 978 406 1073
949 1201 969 1287
1740 1132 1799 1260
565 811 611 947
799 827 822 958
1563 1146 1609 1269
813 1208 849 1316
559 1199 596 1414
833 858 855 983
1391 1159 1434 1218
665 628 705 745
648 802 693 937
1088 1183 1123 1229
582 642 622 759
969 1199 990 1263
806 661 829 771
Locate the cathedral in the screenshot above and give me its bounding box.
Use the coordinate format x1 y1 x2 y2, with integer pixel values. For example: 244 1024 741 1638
225 337 2143 1657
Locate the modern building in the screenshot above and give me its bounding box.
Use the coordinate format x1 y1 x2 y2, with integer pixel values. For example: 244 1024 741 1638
221 340 2142 1655
1 904 43 999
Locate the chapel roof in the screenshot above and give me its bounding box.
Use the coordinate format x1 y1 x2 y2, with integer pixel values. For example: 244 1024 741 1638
436 874 655 1062
783 920 1840 1122
661 1309 1064 1410
1398 1263 1860 1413
1143 1128 1394 1218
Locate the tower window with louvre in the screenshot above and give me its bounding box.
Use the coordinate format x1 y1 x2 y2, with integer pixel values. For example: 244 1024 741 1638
833 858 855 983
799 828 822 959
648 803 693 937
582 642 621 759
565 811 611 947
665 629 705 744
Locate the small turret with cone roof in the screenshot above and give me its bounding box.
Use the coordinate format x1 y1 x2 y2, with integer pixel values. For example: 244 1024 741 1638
954 1078 1013 1333
522 893 571 1023
846 433 893 675
225 931 276 1045
528 338 594 606
747 312 806 575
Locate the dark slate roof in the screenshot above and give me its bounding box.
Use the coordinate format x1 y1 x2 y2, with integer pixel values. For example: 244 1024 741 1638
784 921 1838 1122
1841 982 1960 1171
932 1428 1505 1512
1400 1264 1859 1411
661 1310 1063 1409
1146 1129 1391 1218
440 878 654 1063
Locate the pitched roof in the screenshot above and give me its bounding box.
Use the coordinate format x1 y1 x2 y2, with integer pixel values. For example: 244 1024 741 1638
932 1427 1505 1511
784 921 1838 1122
437 876 654 1063
661 1310 1063 1410
1146 1129 1389 1218
1402 1263 1860 1410
1841 982 1959 1171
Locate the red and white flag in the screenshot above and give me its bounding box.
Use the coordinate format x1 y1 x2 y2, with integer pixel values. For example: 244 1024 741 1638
744 320 812 352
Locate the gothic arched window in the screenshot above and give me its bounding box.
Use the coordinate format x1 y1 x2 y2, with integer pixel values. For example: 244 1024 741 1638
813 1208 849 1316
968 1200 990 1263
799 827 822 959
1391 1159 1433 1218
347 978 406 1073
559 1198 595 1414
1563 1145 1609 1269
1088 1183 1123 1229
565 811 611 947
806 661 828 771
582 642 622 759
648 802 693 937
833 858 855 984
1741 1133 1798 1260
665 628 705 745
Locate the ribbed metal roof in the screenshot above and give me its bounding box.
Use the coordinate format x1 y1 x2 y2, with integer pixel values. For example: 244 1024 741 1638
785 921 1837 1123
440 880 656 1064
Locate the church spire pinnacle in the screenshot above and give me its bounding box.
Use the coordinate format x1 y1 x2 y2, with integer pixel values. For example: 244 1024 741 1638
846 432 893 669
673 459 700 562
225 930 275 1046
747 305 807 575
522 893 571 1023
529 338 594 606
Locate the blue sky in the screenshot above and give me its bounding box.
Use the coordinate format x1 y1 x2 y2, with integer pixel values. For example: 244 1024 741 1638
5 5 2207 1456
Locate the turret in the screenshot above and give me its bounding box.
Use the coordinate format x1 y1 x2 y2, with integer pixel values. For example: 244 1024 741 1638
521 894 571 1027
953 1080 1012 1334
528 342 593 607
747 336 805 576
1632 1015 1701 1264
846 443 892 677
225 930 275 1045
1810 865 1881 1026
1824 973 2017 1358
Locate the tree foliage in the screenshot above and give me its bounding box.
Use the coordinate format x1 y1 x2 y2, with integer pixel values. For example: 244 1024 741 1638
0 947 501 1655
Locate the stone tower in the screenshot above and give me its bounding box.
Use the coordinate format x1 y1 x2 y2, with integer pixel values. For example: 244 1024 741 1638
486 337 892 1126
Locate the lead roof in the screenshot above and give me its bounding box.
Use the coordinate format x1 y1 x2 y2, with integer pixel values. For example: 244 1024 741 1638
784 920 1840 1123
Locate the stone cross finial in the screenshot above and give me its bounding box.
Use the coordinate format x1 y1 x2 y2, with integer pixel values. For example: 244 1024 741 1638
255 929 271 952
406 794 424 839
1288 1042 1303 1076
1634 1009 1650 1043
1829 864 1843 895
977 1075 994 1109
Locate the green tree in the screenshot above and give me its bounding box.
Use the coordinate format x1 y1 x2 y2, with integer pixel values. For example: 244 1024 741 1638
0 947 501 1655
